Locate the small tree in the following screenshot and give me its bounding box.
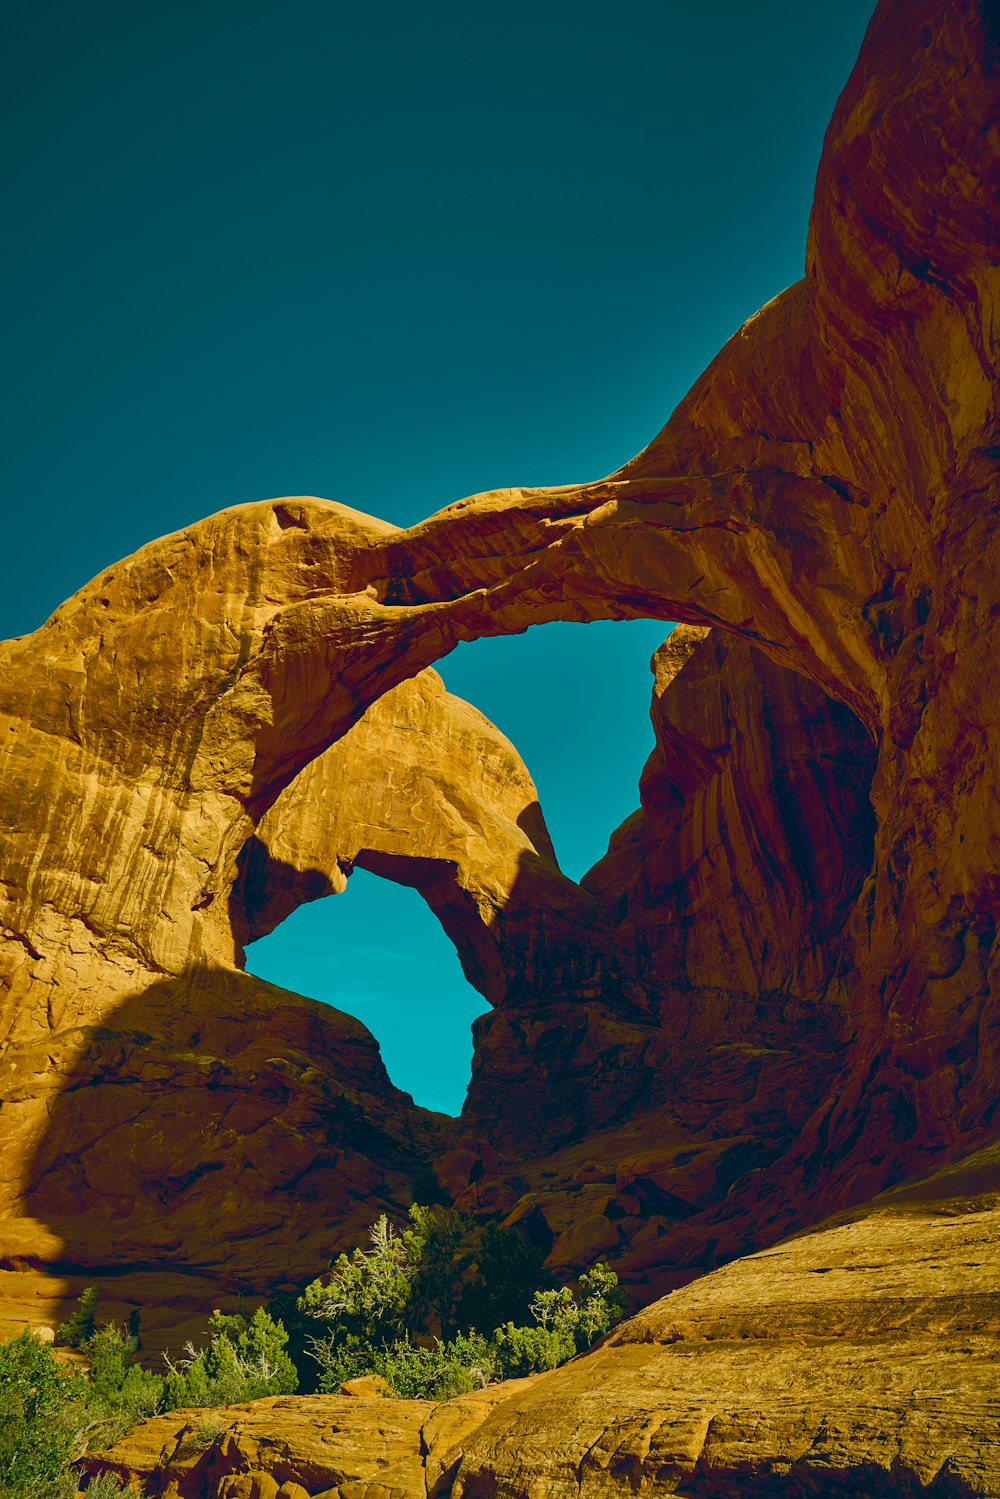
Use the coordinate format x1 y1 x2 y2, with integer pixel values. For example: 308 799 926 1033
56 1286 99 1348
162 1308 297 1409
492 1262 626 1380
0 1330 88 1493
82 1322 165 1448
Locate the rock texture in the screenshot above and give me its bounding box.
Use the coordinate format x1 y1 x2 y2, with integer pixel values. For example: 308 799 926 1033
233 666 611 1011
78 1144 1000 1496
429 623 880 1291
77 1383 531 1498
1 0 1000 1482
588 625 877 1004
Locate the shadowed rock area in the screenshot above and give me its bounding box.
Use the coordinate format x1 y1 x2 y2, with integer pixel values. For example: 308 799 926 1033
78 1149 1000 1496
2 0 1000 1489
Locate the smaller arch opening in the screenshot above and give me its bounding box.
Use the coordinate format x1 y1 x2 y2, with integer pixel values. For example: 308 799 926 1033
240 615 676 1116
245 865 490 1117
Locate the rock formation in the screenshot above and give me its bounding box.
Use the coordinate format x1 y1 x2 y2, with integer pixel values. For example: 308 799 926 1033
79 1143 1000 1497
233 666 611 1012
2 0 1000 1488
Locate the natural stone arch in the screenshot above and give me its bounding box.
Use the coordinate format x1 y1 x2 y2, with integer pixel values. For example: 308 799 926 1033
0 0 996 1319
231 666 619 1013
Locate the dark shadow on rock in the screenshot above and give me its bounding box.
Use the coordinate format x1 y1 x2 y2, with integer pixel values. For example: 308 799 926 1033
231 836 341 949
22 962 452 1296
19 634 884 1315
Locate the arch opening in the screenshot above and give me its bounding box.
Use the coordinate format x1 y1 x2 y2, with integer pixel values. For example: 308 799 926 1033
239 616 677 1113
436 617 675 881
245 865 491 1117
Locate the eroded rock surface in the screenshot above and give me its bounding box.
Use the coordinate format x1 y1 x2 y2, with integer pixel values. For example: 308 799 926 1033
0 0 999 1483
78 1146 1000 1496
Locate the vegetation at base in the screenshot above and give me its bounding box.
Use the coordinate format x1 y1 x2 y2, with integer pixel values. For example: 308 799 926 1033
0 1303 296 1497
299 1204 625 1399
0 1330 87 1497
161 1308 297 1410
0 1206 625 1494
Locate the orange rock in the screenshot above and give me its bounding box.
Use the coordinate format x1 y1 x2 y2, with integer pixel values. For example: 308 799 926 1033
235 669 602 1010
339 1375 392 1398
217 1475 280 1499
0 0 997 1376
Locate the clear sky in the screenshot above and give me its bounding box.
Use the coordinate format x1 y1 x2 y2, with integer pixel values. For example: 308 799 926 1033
3 0 877 1114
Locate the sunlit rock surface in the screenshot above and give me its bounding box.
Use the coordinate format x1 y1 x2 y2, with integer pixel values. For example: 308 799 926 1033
2 0 1000 1489
79 1145 1000 1496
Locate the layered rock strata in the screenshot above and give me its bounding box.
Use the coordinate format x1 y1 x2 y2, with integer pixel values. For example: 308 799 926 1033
0 0 995 1379
79 1142 1000 1497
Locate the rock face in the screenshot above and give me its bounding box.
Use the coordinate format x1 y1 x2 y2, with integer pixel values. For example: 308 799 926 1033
442 1148 1000 1499
233 666 610 1011
79 1144 1000 1496
588 626 877 1004
2 0 1000 1482
450 626 878 1289
78 1383 532 1499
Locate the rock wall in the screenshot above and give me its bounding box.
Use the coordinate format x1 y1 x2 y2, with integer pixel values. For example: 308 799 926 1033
79 1145 1000 1497
0 0 997 1336
587 626 876 1002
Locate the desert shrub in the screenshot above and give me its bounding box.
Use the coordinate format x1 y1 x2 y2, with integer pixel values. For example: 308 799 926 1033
161 1308 297 1410
82 1323 165 1449
491 1319 571 1377
299 1205 553 1352
82 1475 147 1498
56 1285 99 1348
430 1330 498 1396
300 1205 624 1396
456 1221 552 1336
0 1297 298 1494
491 1262 625 1379
310 1326 497 1400
532 1263 626 1350
299 1212 415 1350
0 1330 88 1496
372 1330 496 1400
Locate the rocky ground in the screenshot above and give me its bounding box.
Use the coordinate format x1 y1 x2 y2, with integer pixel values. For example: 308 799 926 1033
78 1143 1000 1496
2 0 1000 1492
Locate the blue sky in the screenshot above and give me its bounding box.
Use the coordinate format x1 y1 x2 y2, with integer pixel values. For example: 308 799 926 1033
3 0 877 1113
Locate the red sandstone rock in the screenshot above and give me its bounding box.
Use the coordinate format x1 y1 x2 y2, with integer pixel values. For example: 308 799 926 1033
0 0 995 1412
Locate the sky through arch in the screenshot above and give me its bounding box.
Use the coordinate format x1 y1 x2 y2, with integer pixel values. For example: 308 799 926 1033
245 615 672 1115
3 0 878 1111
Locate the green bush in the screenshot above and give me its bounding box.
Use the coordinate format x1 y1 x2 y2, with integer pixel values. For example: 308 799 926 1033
491 1320 573 1378
457 1221 552 1336
310 1327 497 1401
82 1323 165 1449
0 1292 299 1493
0 1217 624 1495
301 1205 624 1397
56 1285 99 1349
299 1205 554 1354
161 1308 297 1410
0 1330 88 1496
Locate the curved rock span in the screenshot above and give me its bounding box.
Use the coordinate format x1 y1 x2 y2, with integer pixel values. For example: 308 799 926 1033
2 0 1000 1488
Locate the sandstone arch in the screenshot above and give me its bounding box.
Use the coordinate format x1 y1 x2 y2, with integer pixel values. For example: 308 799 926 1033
0 0 996 1329
231 665 616 1013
